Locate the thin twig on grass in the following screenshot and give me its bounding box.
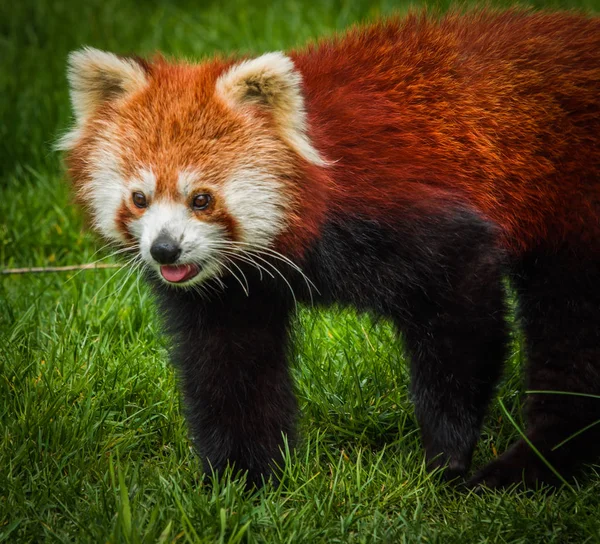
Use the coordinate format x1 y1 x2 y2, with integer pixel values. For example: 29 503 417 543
1 264 123 275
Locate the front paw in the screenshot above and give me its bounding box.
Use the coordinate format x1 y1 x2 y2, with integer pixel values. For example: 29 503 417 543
201 459 277 490
198 441 284 490
426 453 470 484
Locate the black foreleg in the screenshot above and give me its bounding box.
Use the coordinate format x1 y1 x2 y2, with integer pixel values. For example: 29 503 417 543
158 280 296 487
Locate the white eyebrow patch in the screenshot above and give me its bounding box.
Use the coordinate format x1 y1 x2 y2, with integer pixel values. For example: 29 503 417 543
131 167 157 196
177 169 202 197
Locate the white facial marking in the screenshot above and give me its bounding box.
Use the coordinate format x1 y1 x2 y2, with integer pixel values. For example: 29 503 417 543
55 126 83 151
130 198 227 285
177 168 201 197
130 200 187 259
130 167 156 198
222 167 289 246
86 144 128 243
88 161 290 288
85 158 157 244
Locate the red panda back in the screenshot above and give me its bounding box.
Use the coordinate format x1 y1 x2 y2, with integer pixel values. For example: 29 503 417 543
293 10 600 254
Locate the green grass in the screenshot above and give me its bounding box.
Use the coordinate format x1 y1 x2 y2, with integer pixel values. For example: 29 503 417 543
1 0 600 542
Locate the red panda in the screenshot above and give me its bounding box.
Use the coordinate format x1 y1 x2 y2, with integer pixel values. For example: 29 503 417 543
60 9 600 489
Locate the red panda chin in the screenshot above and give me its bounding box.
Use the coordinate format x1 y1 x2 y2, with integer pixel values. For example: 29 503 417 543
160 264 200 283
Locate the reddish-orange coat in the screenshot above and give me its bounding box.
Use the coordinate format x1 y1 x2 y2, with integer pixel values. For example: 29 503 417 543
291 10 600 255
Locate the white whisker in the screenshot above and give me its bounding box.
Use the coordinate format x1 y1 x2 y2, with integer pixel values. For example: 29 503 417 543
245 252 299 309
207 239 317 305
223 256 250 293
66 244 139 284
98 253 143 304
216 258 249 296
210 247 275 281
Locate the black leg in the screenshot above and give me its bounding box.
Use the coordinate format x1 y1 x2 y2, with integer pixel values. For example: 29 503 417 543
308 205 512 481
156 276 297 488
399 230 510 480
469 249 600 489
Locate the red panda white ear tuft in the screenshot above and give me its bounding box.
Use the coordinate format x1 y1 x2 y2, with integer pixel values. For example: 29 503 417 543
67 47 148 122
215 52 326 166
58 47 148 149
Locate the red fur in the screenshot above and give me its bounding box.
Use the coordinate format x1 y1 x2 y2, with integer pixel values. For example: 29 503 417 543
292 9 600 255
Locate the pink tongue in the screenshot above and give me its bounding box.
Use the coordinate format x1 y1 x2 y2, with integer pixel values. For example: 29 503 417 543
160 264 198 283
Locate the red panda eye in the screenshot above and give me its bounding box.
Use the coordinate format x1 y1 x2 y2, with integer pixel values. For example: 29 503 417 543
192 194 212 211
132 192 147 209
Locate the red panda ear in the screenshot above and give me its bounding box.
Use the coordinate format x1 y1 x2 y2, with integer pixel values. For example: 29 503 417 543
215 52 325 166
61 47 148 140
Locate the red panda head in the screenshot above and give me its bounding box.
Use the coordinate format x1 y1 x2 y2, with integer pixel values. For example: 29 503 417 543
60 48 326 287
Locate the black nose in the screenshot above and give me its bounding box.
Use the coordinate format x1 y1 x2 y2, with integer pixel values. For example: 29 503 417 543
150 234 181 264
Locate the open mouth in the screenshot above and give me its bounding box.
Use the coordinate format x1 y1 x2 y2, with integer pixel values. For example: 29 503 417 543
160 264 200 284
